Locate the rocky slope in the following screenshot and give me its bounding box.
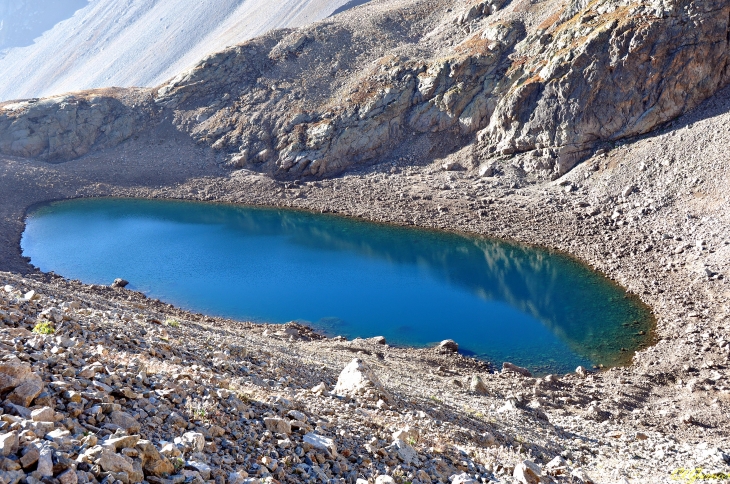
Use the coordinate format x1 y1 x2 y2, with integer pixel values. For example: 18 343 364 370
1 0 728 179
0 0 730 482
0 0 371 102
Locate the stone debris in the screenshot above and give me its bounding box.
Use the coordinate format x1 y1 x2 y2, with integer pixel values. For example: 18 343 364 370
3 272 721 483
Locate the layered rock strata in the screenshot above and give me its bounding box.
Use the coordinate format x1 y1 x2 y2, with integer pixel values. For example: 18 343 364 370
1 0 728 179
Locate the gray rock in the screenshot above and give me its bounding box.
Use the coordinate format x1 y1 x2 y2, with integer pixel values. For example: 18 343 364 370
97 448 134 473
513 460 541 484
185 461 212 480
110 411 141 433
502 362 532 377
111 278 129 288
181 432 205 453
0 432 18 456
437 339 458 353
469 375 488 395
31 407 55 422
264 417 291 435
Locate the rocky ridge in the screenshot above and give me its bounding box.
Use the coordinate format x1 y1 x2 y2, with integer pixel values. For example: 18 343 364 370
1 0 729 178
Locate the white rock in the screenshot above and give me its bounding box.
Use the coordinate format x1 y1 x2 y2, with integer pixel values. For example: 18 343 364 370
451 473 479 484
311 382 328 394
513 460 542 484
390 439 418 465
570 468 595 484
181 432 205 453
303 432 337 457
375 477 396 484
186 461 212 480
0 431 18 456
334 358 390 402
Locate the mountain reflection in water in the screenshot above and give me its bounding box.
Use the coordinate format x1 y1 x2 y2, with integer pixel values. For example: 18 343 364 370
22 199 654 374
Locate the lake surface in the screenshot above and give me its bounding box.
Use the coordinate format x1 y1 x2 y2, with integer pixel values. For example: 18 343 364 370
22 198 653 374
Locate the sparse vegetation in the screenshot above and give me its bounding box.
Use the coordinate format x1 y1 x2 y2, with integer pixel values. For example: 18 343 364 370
32 321 55 334
671 468 730 482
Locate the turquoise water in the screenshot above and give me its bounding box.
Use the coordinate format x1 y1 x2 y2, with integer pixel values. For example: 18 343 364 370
21 198 653 374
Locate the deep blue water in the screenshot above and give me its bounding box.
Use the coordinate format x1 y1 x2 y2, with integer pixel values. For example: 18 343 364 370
21 198 653 374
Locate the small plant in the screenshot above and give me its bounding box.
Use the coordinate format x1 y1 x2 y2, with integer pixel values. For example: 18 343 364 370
172 457 185 471
165 318 181 328
671 468 730 482
429 395 443 403
237 391 252 404
407 436 418 447
32 321 55 335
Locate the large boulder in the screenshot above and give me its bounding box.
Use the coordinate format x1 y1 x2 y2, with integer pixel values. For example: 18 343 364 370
0 358 40 393
334 358 392 403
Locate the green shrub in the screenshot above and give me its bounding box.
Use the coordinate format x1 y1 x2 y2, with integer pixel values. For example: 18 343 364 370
671 468 730 482
32 321 55 335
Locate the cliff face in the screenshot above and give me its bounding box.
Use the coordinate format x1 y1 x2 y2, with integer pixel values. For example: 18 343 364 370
477 0 730 174
0 0 728 179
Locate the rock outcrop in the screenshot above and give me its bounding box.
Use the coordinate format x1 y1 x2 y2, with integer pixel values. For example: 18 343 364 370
477 0 730 175
0 90 151 161
1 0 728 179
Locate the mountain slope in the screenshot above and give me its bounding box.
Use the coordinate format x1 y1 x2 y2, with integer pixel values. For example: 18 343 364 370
0 0 369 102
1 0 727 183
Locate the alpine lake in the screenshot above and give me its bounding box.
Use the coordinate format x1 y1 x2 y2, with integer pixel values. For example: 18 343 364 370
21 198 654 375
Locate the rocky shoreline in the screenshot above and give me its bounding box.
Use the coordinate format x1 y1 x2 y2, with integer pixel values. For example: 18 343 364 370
0 82 729 483
0 0 729 479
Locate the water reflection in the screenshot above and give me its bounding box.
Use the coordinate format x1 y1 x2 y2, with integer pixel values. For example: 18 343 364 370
22 199 654 374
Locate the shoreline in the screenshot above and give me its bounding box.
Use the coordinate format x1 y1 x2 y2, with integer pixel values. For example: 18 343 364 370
19 193 658 375
1 87 729 480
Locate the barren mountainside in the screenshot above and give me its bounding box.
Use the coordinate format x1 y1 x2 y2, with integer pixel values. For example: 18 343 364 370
0 0 728 181
0 0 729 482
0 0 371 102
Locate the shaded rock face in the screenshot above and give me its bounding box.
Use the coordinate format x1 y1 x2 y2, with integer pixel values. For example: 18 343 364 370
0 90 150 161
155 10 525 178
477 0 730 175
0 0 728 180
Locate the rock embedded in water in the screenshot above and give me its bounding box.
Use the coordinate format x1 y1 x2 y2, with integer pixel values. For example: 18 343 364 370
502 362 532 377
437 339 458 353
111 278 129 288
